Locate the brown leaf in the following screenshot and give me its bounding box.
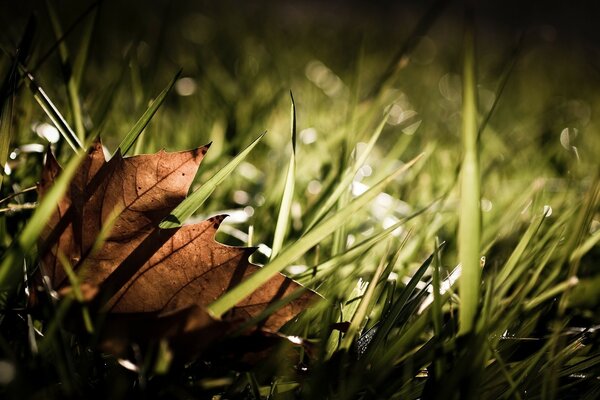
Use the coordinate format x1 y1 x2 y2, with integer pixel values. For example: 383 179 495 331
35 140 315 357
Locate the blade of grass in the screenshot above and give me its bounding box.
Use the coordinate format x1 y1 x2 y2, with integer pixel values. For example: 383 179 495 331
457 11 481 336
295 218 407 281
57 253 94 333
0 17 36 189
116 69 182 156
20 67 83 152
71 5 99 89
32 1 100 73
570 227 600 263
0 66 16 191
364 244 443 362
271 92 296 258
208 153 424 318
524 277 579 311
341 243 391 350
477 33 523 140
0 150 85 290
495 211 547 297
45 0 85 141
305 111 390 232
159 132 265 228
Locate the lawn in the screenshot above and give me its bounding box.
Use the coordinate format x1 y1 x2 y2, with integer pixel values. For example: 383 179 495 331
1 1 599 399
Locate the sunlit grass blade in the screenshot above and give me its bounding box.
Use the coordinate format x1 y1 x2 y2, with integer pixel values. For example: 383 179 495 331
21 68 83 152
159 132 265 228
116 69 182 156
271 92 296 258
523 277 579 311
208 153 424 319
570 227 600 263
0 150 85 291
45 0 85 141
71 5 98 89
495 211 547 297
0 63 17 191
32 1 100 73
57 253 94 333
305 111 390 232
477 33 523 139
1 17 35 189
295 219 407 282
340 243 390 350
364 244 443 362
457 14 481 336
89 69 127 139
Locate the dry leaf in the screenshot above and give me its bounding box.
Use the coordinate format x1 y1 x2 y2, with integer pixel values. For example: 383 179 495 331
35 140 314 357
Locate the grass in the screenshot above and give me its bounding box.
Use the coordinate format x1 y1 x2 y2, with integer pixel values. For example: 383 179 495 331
1 1 600 399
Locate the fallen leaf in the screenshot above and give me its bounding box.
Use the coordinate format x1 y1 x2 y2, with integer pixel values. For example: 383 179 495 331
35 140 315 357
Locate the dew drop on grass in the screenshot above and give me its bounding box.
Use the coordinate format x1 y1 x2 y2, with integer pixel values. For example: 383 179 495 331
543 205 553 217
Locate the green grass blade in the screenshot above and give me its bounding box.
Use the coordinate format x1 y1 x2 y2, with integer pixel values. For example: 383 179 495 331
0 66 17 191
21 68 83 152
0 150 85 291
116 69 182 156
32 1 100 73
271 92 296 258
208 153 424 318
570 227 600 263
305 111 390 232
45 0 85 141
457 15 481 336
364 244 442 362
477 34 522 140
495 212 547 296
71 6 98 89
0 17 35 190
295 219 407 281
159 132 265 228
524 277 579 311
340 243 390 350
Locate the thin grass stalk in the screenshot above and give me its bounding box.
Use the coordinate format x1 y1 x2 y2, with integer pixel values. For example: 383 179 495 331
457 11 481 336
340 244 390 350
45 0 86 141
159 133 264 228
208 154 424 318
116 69 181 156
271 92 296 258
0 149 85 290
21 68 83 152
